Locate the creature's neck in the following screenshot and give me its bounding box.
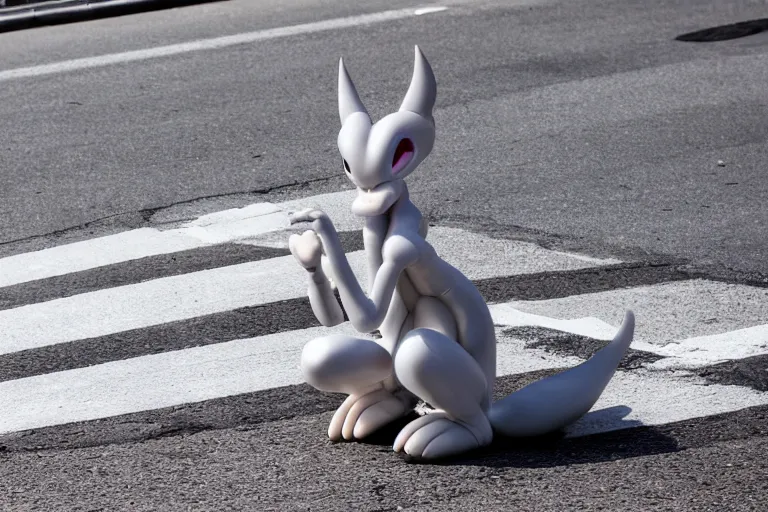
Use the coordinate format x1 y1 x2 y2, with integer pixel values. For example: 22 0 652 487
367 184 416 227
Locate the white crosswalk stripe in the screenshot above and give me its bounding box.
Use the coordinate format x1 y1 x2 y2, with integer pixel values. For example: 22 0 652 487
0 224 615 356
496 280 768 367
0 190 767 442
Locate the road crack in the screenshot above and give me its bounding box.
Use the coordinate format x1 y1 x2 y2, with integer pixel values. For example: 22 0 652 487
0 174 338 250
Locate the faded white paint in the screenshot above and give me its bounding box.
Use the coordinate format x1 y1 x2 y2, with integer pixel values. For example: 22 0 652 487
0 192 339 289
0 224 615 355
649 323 768 370
563 369 768 438
495 281 768 369
489 304 617 340
0 228 203 289
0 323 344 434
0 189 765 438
505 280 768 353
1 185 615 289
1 319 766 437
0 7 448 82
0 253 341 355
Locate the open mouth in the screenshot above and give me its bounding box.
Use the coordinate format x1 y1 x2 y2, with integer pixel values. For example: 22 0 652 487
392 138 414 175
351 180 404 217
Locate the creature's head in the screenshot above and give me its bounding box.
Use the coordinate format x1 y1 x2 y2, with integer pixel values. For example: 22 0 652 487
337 45 437 217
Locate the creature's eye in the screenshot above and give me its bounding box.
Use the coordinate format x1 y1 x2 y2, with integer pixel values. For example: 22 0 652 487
392 138 415 174
342 158 351 174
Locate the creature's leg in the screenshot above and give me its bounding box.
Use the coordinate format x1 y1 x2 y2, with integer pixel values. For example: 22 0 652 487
392 297 493 460
301 334 414 441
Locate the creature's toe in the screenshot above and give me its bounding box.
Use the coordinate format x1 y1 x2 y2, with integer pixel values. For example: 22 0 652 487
403 418 456 456
420 426 480 460
353 397 408 439
328 389 410 442
342 389 391 440
398 415 487 460
393 412 448 452
328 394 358 442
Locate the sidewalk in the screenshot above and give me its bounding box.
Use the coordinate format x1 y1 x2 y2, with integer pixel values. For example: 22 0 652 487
0 0 215 32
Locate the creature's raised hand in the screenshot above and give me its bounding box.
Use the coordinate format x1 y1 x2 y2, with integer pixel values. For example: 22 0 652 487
289 208 345 326
290 207 329 227
289 230 323 271
289 207 339 242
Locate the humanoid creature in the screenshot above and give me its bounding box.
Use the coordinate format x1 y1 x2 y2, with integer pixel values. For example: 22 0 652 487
288 46 635 460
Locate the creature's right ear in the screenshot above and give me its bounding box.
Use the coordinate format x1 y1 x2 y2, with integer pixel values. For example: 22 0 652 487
338 58 369 125
399 45 436 121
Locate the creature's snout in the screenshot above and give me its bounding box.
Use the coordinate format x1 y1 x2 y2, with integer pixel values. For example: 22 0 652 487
337 46 438 217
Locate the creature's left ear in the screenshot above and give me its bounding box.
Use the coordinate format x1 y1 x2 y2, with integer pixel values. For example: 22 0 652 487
338 58 369 125
398 45 437 121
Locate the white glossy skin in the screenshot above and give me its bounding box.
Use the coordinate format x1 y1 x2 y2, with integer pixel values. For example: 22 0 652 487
289 46 636 460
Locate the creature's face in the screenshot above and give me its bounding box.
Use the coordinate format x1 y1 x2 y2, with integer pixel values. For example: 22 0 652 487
337 46 437 217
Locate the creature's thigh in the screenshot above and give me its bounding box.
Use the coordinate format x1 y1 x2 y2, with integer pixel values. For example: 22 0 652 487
412 296 457 341
393 327 489 418
301 334 393 395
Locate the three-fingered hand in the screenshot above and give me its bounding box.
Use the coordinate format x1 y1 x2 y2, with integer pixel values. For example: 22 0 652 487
288 208 336 271
288 230 323 270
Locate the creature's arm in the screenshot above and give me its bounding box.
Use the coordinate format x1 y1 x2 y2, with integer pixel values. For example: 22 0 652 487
290 209 419 333
288 230 344 327
307 265 345 327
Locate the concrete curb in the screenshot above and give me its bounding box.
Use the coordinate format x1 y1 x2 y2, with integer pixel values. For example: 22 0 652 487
0 0 218 32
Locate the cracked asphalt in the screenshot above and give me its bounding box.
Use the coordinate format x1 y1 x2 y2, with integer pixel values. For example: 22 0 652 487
1 0 768 510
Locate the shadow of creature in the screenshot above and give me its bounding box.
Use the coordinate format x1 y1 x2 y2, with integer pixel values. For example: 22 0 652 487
354 365 679 466
437 404 679 468
355 402 679 468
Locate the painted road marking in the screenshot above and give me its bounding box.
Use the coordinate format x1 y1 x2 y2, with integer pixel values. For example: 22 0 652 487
562 369 768 438
0 323 344 434
0 190 354 288
0 225 616 355
489 305 617 340
0 7 448 82
648 323 768 370
2 188 615 289
1 191 765 441
0 228 205 289
504 279 768 356
1 314 766 435
0 253 340 355
0 194 312 288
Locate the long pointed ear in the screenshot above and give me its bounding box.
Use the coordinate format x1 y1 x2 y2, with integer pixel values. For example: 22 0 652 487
338 57 369 125
399 45 436 120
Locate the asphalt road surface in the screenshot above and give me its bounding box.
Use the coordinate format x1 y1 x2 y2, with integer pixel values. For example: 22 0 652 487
1 0 767 510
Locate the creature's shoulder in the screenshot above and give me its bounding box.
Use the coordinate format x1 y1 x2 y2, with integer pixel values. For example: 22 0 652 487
383 197 430 261
381 231 422 264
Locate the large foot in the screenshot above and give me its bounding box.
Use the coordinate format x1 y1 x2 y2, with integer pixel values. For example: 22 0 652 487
328 387 411 441
393 411 492 460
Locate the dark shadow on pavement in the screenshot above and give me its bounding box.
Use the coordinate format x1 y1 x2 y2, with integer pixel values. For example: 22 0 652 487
0 0 229 34
379 405 680 468
676 18 768 42
441 406 679 469
355 404 679 468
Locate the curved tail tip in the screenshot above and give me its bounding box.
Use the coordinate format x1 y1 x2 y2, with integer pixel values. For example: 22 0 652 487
616 309 635 344
623 309 635 328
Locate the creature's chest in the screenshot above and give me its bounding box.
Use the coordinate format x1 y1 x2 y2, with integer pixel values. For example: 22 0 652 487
381 203 444 299
377 231 446 300
403 253 450 297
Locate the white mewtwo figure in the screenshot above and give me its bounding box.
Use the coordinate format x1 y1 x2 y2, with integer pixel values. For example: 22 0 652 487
288 46 635 460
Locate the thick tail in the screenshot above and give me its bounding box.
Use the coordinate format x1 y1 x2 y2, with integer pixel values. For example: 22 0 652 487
488 310 635 437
